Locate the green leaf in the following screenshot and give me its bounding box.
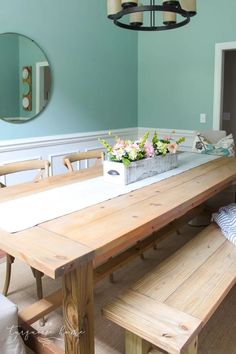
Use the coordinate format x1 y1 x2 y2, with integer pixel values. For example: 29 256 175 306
122 157 131 167
152 131 158 146
98 138 113 153
176 137 185 145
139 131 149 148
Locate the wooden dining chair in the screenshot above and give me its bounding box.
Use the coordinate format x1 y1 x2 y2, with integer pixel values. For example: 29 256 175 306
0 159 50 319
63 149 104 172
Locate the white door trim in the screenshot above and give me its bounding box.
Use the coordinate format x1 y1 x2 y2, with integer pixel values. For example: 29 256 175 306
36 61 49 114
213 41 236 130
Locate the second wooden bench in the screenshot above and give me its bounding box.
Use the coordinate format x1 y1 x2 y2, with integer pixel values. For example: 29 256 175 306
102 223 236 354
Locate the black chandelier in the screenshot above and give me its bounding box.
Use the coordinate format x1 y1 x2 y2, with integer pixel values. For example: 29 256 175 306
107 0 197 31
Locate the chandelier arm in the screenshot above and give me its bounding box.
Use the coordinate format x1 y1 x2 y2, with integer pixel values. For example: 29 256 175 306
113 4 191 32
150 0 152 27
153 0 156 27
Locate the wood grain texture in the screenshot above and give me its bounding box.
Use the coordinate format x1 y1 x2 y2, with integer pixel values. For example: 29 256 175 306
103 223 236 354
103 290 202 354
182 338 198 354
0 157 235 354
94 205 203 279
17 206 204 326
132 224 225 300
41 158 236 258
62 260 94 354
20 321 65 354
0 158 234 279
0 227 94 278
126 330 151 354
166 238 236 324
19 289 62 325
148 349 166 354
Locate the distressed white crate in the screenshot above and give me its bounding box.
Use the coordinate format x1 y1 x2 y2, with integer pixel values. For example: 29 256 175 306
103 153 178 185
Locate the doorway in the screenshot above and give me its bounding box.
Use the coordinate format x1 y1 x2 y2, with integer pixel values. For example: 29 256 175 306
213 42 236 137
221 50 236 136
36 61 51 114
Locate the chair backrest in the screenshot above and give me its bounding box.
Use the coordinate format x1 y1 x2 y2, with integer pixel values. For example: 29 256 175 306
63 150 104 172
0 159 50 186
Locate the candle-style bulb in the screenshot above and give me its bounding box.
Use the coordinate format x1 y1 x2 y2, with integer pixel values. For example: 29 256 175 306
129 3 143 27
163 1 176 25
107 0 122 19
180 0 197 16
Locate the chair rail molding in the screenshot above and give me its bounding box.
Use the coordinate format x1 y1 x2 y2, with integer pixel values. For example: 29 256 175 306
0 128 138 153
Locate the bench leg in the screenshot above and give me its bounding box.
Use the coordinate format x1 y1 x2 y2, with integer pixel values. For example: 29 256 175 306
125 331 152 354
183 337 198 354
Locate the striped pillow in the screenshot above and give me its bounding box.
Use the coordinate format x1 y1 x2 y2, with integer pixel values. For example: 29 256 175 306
212 203 236 245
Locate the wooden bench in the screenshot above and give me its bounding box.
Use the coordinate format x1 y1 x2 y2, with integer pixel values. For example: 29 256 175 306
102 223 236 354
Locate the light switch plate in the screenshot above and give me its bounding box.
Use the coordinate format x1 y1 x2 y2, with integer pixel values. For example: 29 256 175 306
200 113 206 123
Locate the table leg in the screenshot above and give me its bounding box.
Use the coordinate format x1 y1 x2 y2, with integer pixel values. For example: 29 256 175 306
62 260 94 354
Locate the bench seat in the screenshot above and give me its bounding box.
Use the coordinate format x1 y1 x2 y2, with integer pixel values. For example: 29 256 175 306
102 223 236 354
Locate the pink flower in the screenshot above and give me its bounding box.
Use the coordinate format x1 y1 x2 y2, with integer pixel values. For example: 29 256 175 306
144 141 154 157
167 142 177 154
164 136 171 142
113 139 125 150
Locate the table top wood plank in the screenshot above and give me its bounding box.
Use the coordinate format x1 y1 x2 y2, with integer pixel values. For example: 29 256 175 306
0 157 235 278
0 227 94 279
40 158 230 235
40 158 236 257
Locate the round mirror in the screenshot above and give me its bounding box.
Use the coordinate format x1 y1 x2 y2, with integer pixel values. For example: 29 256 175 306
0 33 52 124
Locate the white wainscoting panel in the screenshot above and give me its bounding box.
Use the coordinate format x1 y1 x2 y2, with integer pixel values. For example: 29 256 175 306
0 128 138 184
0 127 225 186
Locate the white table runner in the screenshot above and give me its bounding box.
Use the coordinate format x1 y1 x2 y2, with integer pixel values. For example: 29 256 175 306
0 153 219 233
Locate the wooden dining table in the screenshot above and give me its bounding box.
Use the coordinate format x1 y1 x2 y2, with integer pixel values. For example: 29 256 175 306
0 155 235 354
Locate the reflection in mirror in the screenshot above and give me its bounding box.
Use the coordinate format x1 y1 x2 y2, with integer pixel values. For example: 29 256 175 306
22 82 30 95
0 33 52 124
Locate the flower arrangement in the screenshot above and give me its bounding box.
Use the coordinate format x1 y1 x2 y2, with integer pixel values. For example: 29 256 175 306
99 131 185 167
152 132 185 156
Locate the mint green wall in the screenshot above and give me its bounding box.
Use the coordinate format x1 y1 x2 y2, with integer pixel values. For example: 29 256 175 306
0 0 138 140
19 35 47 118
138 0 236 130
0 35 19 118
